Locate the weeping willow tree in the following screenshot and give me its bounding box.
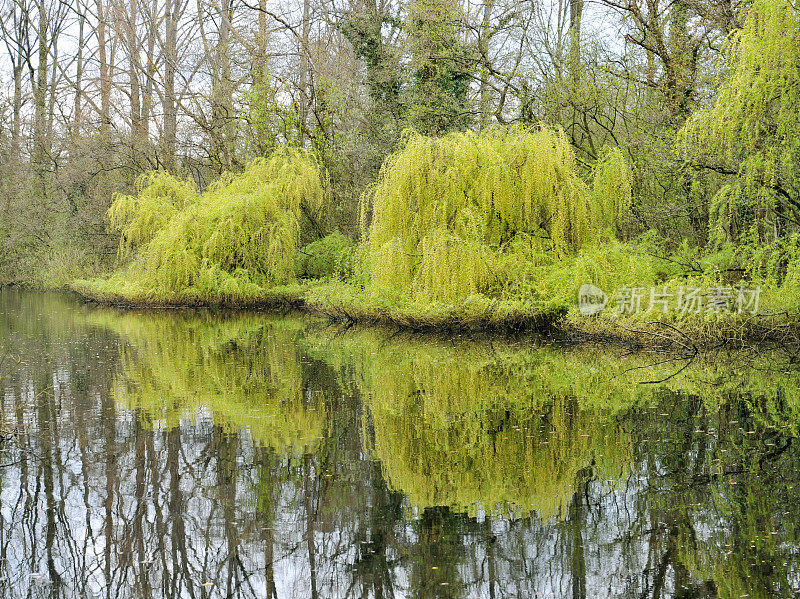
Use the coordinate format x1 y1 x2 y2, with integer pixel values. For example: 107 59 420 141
104 148 325 301
106 171 200 254
361 126 632 303
86 310 326 453
679 0 800 246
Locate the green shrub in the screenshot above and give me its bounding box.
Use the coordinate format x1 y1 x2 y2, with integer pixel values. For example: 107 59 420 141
295 231 353 279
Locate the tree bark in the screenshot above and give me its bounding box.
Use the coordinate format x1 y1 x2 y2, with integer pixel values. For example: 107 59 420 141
74 3 85 133
163 0 179 170
210 0 233 171
32 0 50 201
479 0 494 130
142 0 158 142
127 0 144 145
298 0 311 145
96 0 112 132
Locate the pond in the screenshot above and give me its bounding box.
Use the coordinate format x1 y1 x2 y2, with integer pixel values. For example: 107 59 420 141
0 288 799 598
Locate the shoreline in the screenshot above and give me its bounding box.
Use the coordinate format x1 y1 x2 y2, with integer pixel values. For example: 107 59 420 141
66 281 559 333
60 280 800 350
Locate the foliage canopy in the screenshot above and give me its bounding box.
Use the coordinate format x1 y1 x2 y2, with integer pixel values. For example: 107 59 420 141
361 126 632 303
106 148 325 298
679 0 800 245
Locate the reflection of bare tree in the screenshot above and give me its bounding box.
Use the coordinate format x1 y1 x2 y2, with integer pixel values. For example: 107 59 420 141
254 446 278 599
568 466 590 599
303 453 319 599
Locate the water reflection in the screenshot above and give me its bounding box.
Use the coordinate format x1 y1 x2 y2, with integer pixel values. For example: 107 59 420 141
1 288 800 597
100 311 324 453
315 332 633 519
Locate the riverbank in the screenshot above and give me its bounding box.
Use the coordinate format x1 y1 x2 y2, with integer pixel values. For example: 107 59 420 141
69 277 308 310
69 277 556 331
67 276 800 349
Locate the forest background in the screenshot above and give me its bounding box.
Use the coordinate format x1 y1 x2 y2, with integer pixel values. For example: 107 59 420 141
1 0 798 333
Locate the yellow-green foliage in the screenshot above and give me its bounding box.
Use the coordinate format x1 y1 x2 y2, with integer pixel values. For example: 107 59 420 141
295 231 354 279
679 0 800 245
776 237 800 310
362 126 632 304
306 325 800 516
511 238 664 314
592 147 633 234
305 239 663 327
88 310 326 453
108 171 199 255
106 148 325 299
308 330 646 518
369 390 627 521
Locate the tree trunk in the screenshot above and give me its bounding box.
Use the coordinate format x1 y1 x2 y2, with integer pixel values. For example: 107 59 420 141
568 0 583 82
298 0 311 145
46 27 58 146
74 5 85 133
668 0 692 119
96 0 112 132
479 0 494 130
32 0 50 202
128 0 144 146
142 0 158 141
256 0 268 83
163 0 179 170
210 0 233 172
12 60 22 157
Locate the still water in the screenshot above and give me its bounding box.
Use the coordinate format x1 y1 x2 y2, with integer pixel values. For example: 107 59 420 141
1 288 799 598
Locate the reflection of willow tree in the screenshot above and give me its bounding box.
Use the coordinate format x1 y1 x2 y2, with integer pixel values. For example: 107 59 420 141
367 382 627 521
79 307 413 598
666 353 800 597
410 506 464 597
82 309 334 598
78 308 341 597
311 326 800 596
310 329 648 519
88 310 326 453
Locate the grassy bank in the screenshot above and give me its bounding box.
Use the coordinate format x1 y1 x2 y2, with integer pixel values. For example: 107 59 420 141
69 275 559 331
70 274 308 310
69 267 800 348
